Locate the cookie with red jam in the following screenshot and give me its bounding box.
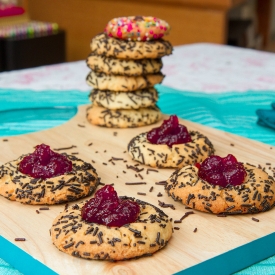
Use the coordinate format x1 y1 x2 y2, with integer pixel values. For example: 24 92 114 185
165 154 275 214
0 144 99 204
127 115 215 168
51 185 173 261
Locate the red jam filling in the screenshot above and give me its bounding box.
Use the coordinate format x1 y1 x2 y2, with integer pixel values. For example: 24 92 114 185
81 185 140 227
147 115 192 147
19 144 72 179
195 154 247 187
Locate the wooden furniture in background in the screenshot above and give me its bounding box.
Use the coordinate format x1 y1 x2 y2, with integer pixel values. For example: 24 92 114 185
18 0 271 62
27 0 250 62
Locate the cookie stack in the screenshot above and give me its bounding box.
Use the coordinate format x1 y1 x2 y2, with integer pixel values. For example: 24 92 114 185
85 16 173 128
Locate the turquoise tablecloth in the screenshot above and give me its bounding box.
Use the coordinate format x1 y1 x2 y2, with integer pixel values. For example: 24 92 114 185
1 84 275 274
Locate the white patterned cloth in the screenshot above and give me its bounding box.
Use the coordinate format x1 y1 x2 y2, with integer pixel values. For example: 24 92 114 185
1 43 275 93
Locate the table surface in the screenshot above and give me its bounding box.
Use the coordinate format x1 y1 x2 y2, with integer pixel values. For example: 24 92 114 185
1 43 275 275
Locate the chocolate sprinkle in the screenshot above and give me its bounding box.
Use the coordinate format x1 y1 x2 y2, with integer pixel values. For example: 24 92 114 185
125 182 146 185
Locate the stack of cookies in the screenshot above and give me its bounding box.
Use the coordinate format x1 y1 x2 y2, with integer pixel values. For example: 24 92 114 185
86 16 173 128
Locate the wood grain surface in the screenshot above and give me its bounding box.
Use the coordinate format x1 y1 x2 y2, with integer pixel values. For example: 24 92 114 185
0 105 274 275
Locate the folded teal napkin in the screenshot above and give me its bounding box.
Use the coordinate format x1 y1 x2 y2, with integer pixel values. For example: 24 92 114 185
256 103 275 130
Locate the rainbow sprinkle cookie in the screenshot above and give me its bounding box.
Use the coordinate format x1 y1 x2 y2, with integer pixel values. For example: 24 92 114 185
104 16 170 41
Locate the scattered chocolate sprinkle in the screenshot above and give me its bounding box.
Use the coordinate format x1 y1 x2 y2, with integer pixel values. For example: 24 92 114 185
158 200 175 210
39 207 49 210
88 142 93 146
174 227 180 230
15 238 26 241
77 124 85 128
54 145 76 151
180 211 194 221
147 168 158 174
155 181 167 185
125 182 146 185
193 228 197 233
217 214 227 217
137 192 146 196
149 186 153 192
102 163 107 166
3 139 8 142
157 192 163 197
36 210 40 214
112 157 124 161
252 217 259 222
230 143 234 146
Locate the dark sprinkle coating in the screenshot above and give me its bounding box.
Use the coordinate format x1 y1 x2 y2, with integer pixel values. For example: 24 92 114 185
89 88 158 110
0 153 99 204
90 32 173 59
86 105 161 129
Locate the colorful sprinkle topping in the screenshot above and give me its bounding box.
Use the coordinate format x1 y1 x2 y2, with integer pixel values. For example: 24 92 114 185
104 16 170 41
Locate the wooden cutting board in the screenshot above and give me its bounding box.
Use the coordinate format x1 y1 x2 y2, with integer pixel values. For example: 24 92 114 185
0 105 274 275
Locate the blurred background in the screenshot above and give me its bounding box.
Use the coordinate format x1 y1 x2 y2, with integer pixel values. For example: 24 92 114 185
0 0 275 70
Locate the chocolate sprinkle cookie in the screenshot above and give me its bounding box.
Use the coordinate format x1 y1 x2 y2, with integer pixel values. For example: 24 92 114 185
0 154 99 205
87 54 163 76
86 71 164 92
86 105 162 128
90 32 173 60
165 163 275 214
89 88 158 110
127 131 215 168
50 197 173 261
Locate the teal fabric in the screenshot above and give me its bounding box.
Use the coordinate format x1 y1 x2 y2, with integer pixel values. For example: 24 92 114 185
156 85 275 146
0 85 275 274
0 258 23 275
0 89 89 137
176 233 275 275
0 236 57 275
